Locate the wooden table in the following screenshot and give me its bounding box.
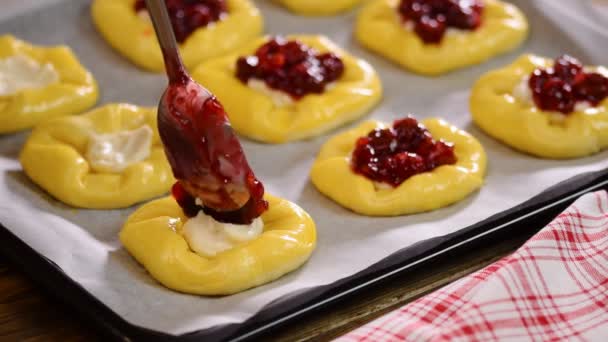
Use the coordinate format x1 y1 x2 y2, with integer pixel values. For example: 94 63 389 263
0 231 532 341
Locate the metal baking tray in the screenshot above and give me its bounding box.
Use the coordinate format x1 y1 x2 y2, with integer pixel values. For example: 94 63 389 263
1 0 607 340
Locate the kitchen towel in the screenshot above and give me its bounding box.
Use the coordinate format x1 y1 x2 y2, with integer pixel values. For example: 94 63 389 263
338 190 608 342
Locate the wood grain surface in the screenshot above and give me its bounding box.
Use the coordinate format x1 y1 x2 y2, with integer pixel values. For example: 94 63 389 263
0 231 531 342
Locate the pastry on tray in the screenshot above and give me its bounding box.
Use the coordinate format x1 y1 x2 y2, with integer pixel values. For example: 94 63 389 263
311 115 487 216
192 35 382 143
0 35 98 134
91 0 263 72
355 0 528 75
121 191 316 295
121 80 316 295
20 103 173 208
471 54 608 159
274 0 363 16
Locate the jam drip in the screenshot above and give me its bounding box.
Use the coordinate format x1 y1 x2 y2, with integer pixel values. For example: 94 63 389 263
134 0 227 43
398 0 484 44
235 37 345 100
528 55 608 114
351 116 457 187
158 78 268 224
172 182 266 224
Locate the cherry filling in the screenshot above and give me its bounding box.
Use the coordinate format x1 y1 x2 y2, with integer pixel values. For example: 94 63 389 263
171 181 266 224
134 0 227 43
158 78 268 225
528 55 608 114
397 0 484 44
235 37 345 100
351 116 457 187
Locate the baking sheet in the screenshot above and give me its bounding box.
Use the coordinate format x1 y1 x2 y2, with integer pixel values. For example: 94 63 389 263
1 0 607 336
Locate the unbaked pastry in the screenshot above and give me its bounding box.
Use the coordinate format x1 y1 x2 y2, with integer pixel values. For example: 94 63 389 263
311 117 487 215
91 0 263 72
355 0 528 75
0 35 98 134
192 35 382 143
470 54 608 159
20 104 173 208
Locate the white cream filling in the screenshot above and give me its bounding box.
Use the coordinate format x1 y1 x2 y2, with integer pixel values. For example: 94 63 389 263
512 75 595 118
595 66 608 78
247 79 336 107
247 79 295 107
182 200 264 257
0 55 59 96
374 182 393 190
86 125 153 173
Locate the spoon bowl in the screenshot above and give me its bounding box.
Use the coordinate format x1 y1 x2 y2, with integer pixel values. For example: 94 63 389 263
144 0 267 221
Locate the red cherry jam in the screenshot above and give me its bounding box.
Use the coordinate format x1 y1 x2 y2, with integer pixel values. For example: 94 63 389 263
235 37 345 100
351 116 457 187
528 55 608 114
134 0 227 43
159 78 268 225
398 0 484 44
171 181 267 224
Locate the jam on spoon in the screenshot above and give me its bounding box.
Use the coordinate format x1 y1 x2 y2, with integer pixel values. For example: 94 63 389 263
135 0 227 43
528 55 608 114
351 116 457 187
398 0 484 44
145 0 267 224
235 37 345 100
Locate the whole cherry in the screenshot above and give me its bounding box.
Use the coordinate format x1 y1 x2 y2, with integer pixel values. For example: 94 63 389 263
236 38 345 100
351 116 457 187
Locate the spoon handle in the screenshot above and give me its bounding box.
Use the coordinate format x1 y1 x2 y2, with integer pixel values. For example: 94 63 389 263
144 0 188 83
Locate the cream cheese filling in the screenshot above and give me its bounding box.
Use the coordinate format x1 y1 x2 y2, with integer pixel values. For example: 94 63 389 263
0 55 59 96
247 79 337 107
86 125 153 173
512 75 597 123
182 200 264 257
247 79 295 107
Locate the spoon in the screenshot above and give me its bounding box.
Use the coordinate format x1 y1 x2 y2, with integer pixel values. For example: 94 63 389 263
144 0 267 222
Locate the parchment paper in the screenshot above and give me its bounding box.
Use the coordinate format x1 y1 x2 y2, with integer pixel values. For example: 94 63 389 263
0 0 607 335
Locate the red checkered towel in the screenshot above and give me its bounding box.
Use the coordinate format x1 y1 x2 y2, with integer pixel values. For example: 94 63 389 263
337 190 608 342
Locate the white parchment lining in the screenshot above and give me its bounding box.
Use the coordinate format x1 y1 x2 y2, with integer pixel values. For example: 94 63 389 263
0 0 607 335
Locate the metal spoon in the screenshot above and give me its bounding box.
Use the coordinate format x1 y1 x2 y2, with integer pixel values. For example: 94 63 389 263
144 0 258 213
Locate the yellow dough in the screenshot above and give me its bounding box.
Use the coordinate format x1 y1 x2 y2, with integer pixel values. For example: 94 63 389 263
274 0 364 16
311 119 487 216
355 0 528 75
91 0 263 72
471 54 608 159
192 35 382 143
120 194 316 295
20 104 174 209
0 35 98 134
